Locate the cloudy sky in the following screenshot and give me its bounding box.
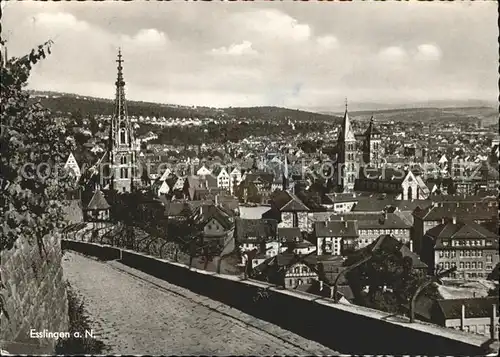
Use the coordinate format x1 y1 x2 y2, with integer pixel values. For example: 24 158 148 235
2 1 497 110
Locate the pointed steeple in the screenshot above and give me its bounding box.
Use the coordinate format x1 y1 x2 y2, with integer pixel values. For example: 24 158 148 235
339 99 355 142
365 115 381 137
100 49 140 193
283 152 289 191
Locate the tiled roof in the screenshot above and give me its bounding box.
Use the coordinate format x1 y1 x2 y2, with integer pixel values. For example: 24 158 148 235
313 221 359 238
413 201 497 221
352 198 396 212
234 218 277 241
270 191 310 212
436 297 499 319
426 220 499 240
329 212 411 229
324 192 359 204
193 204 234 230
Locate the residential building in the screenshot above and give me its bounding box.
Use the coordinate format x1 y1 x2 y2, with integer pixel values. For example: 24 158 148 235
421 219 500 278
253 252 319 289
412 200 498 255
322 192 358 212
314 220 358 256
412 296 499 338
262 190 310 231
329 212 412 251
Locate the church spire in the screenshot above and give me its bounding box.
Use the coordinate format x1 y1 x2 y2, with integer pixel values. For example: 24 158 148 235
339 98 355 142
282 151 289 191
101 49 139 193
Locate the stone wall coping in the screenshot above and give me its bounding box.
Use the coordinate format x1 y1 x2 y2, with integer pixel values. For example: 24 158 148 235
63 239 493 349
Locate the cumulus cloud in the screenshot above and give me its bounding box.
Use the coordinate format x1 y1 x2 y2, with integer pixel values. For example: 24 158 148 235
211 41 257 56
378 46 408 61
316 35 339 50
32 12 90 32
415 43 442 61
128 28 169 47
232 9 311 43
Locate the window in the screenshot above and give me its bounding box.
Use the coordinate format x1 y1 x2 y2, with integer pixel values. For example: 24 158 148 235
460 262 464 269
460 251 464 257
294 267 300 274
478 262 483 269
465 262 470 269
120 129 127 144
120 156 127 165
472 262 477 269
302 267 308 274
486 255 493 263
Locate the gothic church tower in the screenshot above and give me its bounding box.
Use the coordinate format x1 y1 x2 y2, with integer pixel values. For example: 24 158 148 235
363 116 382 168
336 101 357 192
101 49 140 192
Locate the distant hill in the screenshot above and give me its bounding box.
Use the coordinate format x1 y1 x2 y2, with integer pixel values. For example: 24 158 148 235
321 106 498 125
27 90 340 123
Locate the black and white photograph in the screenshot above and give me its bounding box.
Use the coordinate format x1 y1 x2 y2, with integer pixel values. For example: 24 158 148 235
0 0 498 355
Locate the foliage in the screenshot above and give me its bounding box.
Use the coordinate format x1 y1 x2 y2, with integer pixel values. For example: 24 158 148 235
1 40 77 253
55 283 107 355
344 246 439 314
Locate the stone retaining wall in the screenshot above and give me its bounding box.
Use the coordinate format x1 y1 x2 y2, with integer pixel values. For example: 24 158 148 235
62 239 496 355
0 234 69 354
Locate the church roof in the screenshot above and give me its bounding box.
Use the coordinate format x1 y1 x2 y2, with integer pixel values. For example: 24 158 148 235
338 108 356 142
364 117 381 137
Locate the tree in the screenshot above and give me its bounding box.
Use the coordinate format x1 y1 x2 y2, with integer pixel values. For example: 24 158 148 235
344 246 438 314
89 116 99 135
1 40 77 254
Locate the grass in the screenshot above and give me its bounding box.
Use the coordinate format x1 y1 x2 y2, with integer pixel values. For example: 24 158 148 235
55 283 107 355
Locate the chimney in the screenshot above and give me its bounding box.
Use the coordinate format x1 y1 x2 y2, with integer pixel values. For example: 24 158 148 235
319 280 324 291
340 216 344 222
441 218 445 224
215 195 218 206
460 304 466 331
452 216 457 224
491 304 497 340
344 221 348 228
409 240 414 252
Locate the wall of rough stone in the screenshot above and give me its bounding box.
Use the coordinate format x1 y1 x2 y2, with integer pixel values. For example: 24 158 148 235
0 234 69 354
62 239 497 355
